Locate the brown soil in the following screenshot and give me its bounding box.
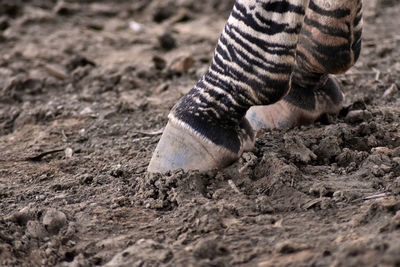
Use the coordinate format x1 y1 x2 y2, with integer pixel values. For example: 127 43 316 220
1 1 400 266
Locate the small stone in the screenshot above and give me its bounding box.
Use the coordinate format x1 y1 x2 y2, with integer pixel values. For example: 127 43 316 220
336 148 356 167
42 63 68 80
66 55 96 71
152 55 167 70
170 55 195 73
79 128 88 140
36 194 46 201
284 135 316 163
110 164 124 178
314 136 341 162
129 20 144 32
26 221 48 239
345 110 372 123
275 240 310 254
193 238 229 259
80 174 93 185
158 32 176 50
309 184 328 198
80 107 94 115
104 239 173 266
64 147 73 158
372 164 385 177
11 206 35 226
255 195 274 213
42 208 67 234
380 164 392 173
212 188 227 200
371 147 392 155
154 83 169 94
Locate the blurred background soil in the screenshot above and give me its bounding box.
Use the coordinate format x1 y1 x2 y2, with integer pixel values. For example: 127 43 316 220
0 0 399 266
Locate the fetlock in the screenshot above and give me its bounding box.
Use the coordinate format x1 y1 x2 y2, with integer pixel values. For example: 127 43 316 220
285 74 343 114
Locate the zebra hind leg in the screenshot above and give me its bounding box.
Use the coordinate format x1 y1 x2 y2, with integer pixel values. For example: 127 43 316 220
246 0 362 131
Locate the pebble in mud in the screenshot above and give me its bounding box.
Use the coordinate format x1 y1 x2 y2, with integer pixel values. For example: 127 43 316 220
192 238 229 260
275 240 311 254
104 239 173 266
152 55 167 70
345 110 373 123
158 32 176 50
284 135 316 163
42 209 67 235
170 55 195 73
11 206 35 226
336 148 356 167
313 136 341 162
66 55 96 71
26 220 48 239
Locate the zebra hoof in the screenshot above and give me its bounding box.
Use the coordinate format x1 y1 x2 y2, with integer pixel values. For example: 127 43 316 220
246 75 344 132
148 121 252 172
245 101 306 131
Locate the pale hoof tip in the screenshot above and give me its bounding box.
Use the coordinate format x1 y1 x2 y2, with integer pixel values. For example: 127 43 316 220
245 75 344 132
147 121 238 173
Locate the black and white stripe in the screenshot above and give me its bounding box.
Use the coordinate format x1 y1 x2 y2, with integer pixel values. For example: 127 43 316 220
287 0 362 110
169 0 362 153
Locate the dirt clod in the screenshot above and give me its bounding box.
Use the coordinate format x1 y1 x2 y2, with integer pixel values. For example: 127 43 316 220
170 55 195 73
42 209 67 235
105 239 173 266
158 32 177 50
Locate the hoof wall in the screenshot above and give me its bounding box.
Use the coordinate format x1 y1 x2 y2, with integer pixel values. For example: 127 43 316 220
148 121 239 173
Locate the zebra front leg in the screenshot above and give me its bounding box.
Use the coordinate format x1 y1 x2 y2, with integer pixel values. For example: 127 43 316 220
148 0 310 172
246 0 362 130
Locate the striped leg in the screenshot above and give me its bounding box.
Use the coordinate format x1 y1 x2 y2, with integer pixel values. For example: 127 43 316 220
246 0 363 131
148 0 310 172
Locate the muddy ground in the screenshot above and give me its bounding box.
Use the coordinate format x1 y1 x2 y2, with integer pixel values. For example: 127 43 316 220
0 0 399 266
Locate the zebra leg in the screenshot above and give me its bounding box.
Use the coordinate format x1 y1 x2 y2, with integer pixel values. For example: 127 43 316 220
148 0 310 172
246 0 362 131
